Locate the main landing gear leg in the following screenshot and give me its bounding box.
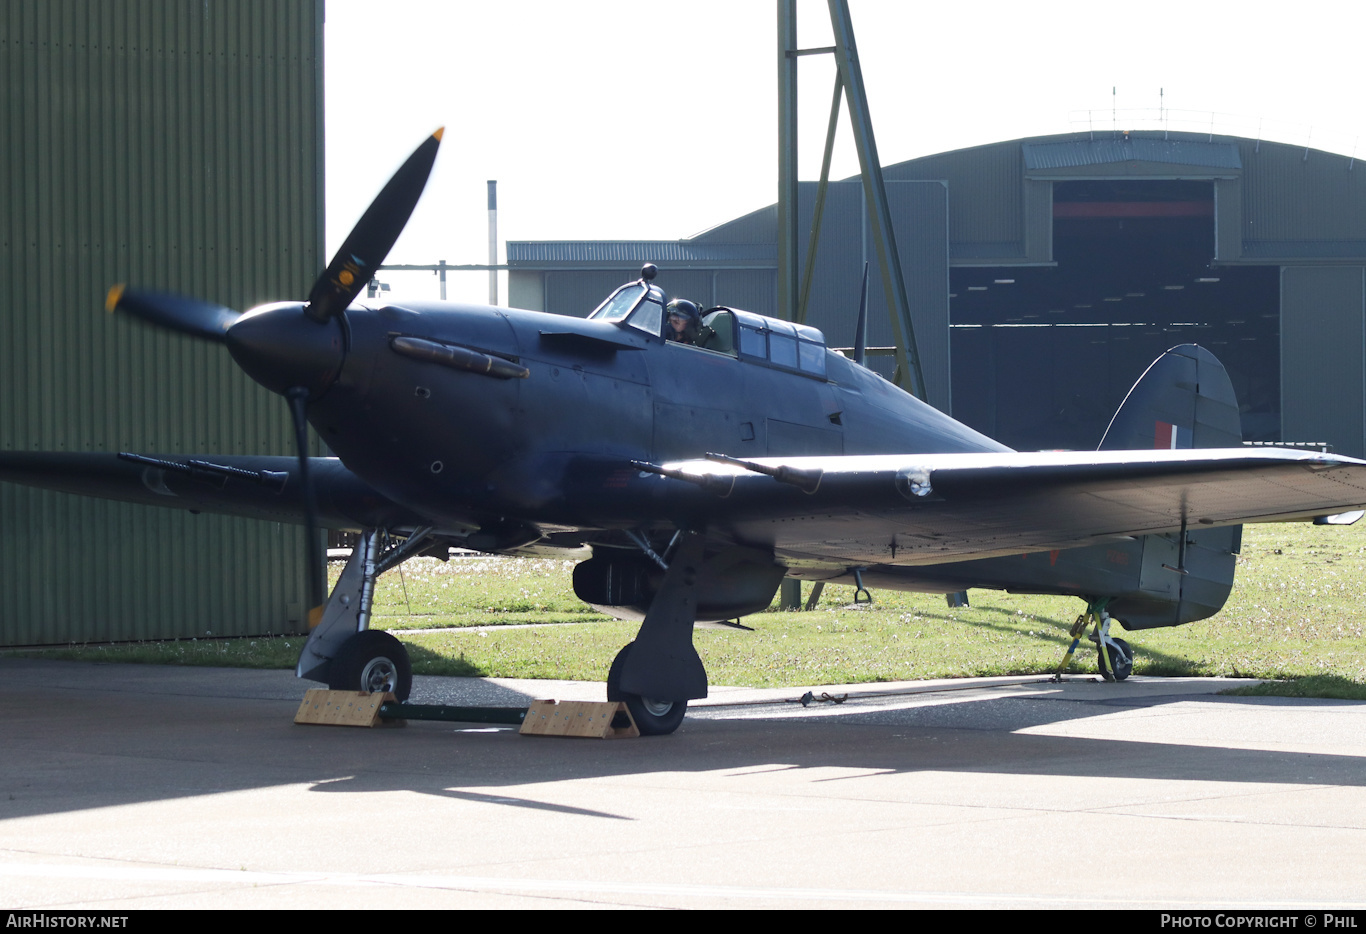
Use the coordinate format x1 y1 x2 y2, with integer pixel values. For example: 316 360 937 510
1051 598 1133 682
295 527 435 702
607 530 709 735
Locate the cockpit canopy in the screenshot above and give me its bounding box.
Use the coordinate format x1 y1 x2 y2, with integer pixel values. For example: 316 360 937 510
588 281 828 379
712 307 826 377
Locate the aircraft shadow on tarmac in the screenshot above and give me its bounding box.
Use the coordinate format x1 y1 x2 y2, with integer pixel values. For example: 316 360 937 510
0 659 1362 823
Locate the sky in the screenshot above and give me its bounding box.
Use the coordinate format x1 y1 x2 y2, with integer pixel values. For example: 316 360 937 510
324 0 1366 304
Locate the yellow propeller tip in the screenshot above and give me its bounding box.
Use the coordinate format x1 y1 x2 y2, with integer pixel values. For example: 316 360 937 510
105 284 125 313
307 605 325 629
433 127 444 142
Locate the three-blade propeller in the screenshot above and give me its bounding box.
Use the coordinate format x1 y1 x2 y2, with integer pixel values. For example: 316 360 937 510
106 128 445 624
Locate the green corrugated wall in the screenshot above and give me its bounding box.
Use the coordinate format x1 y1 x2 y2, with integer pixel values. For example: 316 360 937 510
0 0 324 644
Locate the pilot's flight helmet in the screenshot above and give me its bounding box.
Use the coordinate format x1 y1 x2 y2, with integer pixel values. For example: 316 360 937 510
666 299 699 323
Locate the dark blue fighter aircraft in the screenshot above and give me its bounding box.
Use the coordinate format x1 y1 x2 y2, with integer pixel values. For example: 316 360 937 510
6 130 1366 734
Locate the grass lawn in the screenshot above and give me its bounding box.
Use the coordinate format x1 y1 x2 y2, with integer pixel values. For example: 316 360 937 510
8 521 1366 694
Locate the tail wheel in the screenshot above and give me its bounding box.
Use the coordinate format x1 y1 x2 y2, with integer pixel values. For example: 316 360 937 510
1098 637 1134 682
606 642 687 736
329 630 413 701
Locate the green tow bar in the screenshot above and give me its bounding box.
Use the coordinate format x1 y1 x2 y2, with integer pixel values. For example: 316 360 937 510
377 703 528 725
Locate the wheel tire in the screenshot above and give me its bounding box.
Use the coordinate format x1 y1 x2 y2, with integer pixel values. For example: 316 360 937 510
1098 637 1134 682
605 642 687 736
329 630 413 701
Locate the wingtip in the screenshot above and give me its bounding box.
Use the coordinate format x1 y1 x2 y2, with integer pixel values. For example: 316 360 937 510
105 284 125 313
433 126 444 142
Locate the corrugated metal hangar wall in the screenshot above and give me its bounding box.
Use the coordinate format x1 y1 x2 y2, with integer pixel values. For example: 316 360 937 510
509 130 1366 458
0 0 324 645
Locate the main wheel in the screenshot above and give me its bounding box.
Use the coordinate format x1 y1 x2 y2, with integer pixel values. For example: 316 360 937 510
606 642 687 736
329 630 413 701
1097 637 1133 682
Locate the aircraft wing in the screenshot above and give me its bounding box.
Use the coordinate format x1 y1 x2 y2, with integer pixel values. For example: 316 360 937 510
10 447 1366 568
650 448 1366 567
0 451 433 533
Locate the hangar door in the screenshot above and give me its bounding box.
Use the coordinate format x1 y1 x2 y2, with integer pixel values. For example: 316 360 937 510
951 177 1278 451
1281 266 1366 457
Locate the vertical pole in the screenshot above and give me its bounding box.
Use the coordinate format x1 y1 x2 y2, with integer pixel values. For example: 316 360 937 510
777 0 798 323
777 0 801 610
781 1 797 611
439 260 447 301
487 180 498 305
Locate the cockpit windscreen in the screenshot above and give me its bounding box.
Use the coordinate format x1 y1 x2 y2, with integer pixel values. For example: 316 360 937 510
588 284 647 321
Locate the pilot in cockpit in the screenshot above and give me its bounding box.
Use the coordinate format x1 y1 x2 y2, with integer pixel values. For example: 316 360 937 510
665 299 701 345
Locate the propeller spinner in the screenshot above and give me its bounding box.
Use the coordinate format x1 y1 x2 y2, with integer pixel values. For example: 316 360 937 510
105 128 445 624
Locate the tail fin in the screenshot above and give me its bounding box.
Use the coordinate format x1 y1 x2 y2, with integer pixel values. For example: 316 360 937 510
1099 343 1242 451
1102 345 1243 630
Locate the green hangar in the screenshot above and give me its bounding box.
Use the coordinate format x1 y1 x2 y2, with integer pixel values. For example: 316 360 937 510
508 131 1366 458
1 1 325 645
